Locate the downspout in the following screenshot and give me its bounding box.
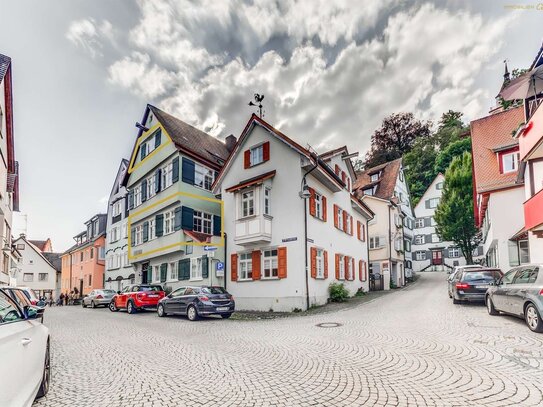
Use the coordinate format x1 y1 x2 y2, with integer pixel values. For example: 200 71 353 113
224 232 227 291
388 204 392 287
302 157 319 310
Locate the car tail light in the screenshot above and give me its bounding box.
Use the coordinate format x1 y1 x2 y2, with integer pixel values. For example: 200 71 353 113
199 296 210 302
96 295 103 299
539 288 543 296
456 283 470 290
30 300 37 305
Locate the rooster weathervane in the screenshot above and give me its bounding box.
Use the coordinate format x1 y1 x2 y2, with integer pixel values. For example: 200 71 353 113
248 93 265 118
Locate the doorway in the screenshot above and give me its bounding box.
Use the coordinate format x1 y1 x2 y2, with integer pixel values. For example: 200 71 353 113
141 263 150 284
432 250 443 265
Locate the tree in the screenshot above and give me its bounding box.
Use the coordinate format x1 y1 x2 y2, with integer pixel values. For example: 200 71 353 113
352 159 365 172
403 137 438 206
364 113 432 169
434 138 472 175
434 152 479 263
439 110 463 130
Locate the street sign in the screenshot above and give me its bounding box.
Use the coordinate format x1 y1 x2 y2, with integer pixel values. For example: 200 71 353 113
216 262 224 271
204 246 217 251
216 261 224 277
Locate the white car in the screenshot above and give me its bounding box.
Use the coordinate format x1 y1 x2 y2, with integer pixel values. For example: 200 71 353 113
0 288 51 406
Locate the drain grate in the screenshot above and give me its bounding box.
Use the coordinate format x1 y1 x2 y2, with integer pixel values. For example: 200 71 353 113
316 322 342 328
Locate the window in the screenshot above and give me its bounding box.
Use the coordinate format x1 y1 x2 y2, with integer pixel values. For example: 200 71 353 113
363 188 374 196
239 253 252 280
345 213 351 234
88 274 92 286
123 252 130 267
264 187 271 216
112 200 122 217
195 164 214 191
186 240 193 255
122 222 128 238
394 238 403 251
314 192 323 219
194 211 212 235
404 239 411 252
431 234 440 243
80 252 84 262
370 173 379 182
369 237 384 250
428 198 440 208
134 225 143 245
241 190 255 217
519 240 530 264
263 249 278 278
134 185 142 207
316 249 324 279
415 251 426 261
436 182 444 190
0 291 24 324
337 208 344 230
149 219 156 240
347 257 353 280
16 243 25 250
162 162 174 189
338 255 345 279
415 235 424 245
169 262 178 280
399 171 404 182
90 248 94 259
190 257 203 280
448 247 460 258
23 273 33 282
502 151 519 173
38 273 48 282
98 247 105 260
153 265 160 282
164 210 175 235
250 145 264 166
415 218 424 228
147 175 156 199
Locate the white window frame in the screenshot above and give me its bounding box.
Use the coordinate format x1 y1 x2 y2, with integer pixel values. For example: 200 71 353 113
239 253 253 280
347 257 353 280
316 249 324 279
194 211 212 235
147 175 156 199
38 273 48 282
338 208 344 230
370 173 379 182
338 255 345 280
164 210 175 235
264 187 271 216
502 151 519 174
436 182 444 190
148 219 156 241
195 163 214 191
415 251 426 261
429 198 439 209
369 236 384 250
122 222 128 239
241 190 255 218
431 234 439 243
112 200 122 217
448 247 460 258
23 273 33 282
346 212 352 234
169 261 178 281
415 235 424 245
190 257 203 281
314 192 322 219
134 225 143 246
134 185 142 207
162 162 174 189
262 249 278 279
415 218 425 229
250 145 264 166
123 252 130 267
153 265 160 283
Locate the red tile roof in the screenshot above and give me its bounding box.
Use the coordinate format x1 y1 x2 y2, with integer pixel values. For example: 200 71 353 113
29 239 49 252
471 106 525 194
353 158 402 200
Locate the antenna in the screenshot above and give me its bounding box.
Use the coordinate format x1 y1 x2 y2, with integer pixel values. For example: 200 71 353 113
248 93 265 118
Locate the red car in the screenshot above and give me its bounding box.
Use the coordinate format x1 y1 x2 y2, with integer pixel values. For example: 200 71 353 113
109 284 165 314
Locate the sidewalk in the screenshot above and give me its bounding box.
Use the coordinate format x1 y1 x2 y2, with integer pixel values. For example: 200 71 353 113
230 275 419 321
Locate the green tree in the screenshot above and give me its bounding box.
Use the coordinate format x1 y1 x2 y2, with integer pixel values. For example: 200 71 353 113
434 138 472 175
403 137 438 206
434 152 479 263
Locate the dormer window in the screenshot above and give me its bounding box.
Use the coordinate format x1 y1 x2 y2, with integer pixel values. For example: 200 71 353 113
244 142 270 168
370 173 379 182
363 187 374 196
501 150 519 174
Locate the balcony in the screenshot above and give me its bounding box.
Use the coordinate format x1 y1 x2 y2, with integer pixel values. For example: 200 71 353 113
519 101 543 161
234 215 272 245
524 188 543 231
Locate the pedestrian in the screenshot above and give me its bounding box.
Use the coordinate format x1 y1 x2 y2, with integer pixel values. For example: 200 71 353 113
64 292 69 306
59 292 64 306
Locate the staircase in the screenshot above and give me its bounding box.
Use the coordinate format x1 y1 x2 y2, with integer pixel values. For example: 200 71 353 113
420 262 453 272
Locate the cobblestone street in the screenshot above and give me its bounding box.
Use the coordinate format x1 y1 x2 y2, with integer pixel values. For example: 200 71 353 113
34 272 543 407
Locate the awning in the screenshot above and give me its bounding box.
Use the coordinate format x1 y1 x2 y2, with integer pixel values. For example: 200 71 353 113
225 170 276 193
510 227 528 241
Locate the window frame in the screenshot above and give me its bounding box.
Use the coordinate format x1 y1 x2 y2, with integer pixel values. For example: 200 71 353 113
238 253 253 280
193 210 212 235
190 257 203 281
194 163 215 191
241 189 255 218
262 248 279 279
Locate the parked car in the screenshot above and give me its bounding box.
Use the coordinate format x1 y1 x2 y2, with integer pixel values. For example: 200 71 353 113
157 286 235 321
486 264 543 333
447 264 483 279
448 267 503 304
0 288 51 406
109 284 165 314
2 286 45 323
13 286 42 307
82 289 116 308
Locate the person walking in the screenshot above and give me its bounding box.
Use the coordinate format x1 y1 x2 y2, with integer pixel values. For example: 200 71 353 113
64 291 69 306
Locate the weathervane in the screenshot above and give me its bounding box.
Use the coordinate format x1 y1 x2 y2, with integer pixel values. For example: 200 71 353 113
248 93 265 118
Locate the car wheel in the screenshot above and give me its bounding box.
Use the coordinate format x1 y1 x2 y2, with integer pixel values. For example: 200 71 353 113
453 297 460 305
525 303 543 333
91 301 96 309
187 305 199 321
486 296 499 316
36 340 51 399
157 304 167 317
109 301 119 312
127 300 137 314
221 313 232 319
82 301 87 308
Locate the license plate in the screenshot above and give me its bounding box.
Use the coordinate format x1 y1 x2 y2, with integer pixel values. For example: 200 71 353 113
148 294 158 298
475 285 489 289
216 307 229 311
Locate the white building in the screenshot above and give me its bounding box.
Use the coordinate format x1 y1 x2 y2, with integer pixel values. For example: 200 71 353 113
104 159 136 291
412 173 483 272
213 115 373 312
12 236 61 299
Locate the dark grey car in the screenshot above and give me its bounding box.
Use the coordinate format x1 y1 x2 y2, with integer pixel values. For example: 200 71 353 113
82 289 116 308
157 286 235 321
486 264 543 333
448 268 503 304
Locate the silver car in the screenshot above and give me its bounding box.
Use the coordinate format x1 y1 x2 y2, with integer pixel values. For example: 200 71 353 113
82 289 116 308
486 264 543 333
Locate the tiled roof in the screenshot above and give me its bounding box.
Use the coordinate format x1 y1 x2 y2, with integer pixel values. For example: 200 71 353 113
470 106 525 193
0 54 10 83
29 240 48 252
149 105 230 168
353 158 402 200
43 252 62 272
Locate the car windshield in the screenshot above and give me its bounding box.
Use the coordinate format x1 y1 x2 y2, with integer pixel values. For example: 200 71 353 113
201 287 227 295
462 271 499 282
101 290 116 295
140 285 162 292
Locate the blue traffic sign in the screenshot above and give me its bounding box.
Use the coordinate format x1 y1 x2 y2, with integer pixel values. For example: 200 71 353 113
216 262 224 271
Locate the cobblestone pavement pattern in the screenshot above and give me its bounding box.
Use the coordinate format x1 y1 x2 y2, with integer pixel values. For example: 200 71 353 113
34 272 543 406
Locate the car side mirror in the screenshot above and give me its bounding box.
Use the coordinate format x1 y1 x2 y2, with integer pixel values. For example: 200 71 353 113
24 306 39 320
117 291 121 295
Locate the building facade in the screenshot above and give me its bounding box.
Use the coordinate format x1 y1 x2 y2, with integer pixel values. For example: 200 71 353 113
12 236 61 299
412 173 483 272
60 214 106 296
104 159 135 291
213 115 373 312
124 105 229 292
0 54 20 285
354 159 411 290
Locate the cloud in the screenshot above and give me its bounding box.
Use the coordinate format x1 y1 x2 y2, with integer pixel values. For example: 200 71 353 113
70 1 515 156
66 18 115 58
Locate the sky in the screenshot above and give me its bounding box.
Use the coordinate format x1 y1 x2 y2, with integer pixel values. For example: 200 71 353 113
0 0 541 252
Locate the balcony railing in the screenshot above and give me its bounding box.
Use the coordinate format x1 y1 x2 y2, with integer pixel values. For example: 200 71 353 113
524 188 543 230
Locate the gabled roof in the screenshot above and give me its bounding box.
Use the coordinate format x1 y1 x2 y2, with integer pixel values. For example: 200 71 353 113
13 236 61 272
413 173 444 213
353 158 402 201
42 252 62 272
108 159 129 202
149 105 229 169
530 41 543 70
320 145 358 180
0 54 10 83
29 239 50 252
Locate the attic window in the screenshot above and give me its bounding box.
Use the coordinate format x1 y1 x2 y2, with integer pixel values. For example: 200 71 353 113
370 173 380 182
363 187 374 196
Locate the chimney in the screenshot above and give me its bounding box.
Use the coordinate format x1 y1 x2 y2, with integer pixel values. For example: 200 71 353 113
225 134 237 152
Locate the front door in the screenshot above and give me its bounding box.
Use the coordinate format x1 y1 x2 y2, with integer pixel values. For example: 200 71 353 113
432 251 442 265
141 263 150 284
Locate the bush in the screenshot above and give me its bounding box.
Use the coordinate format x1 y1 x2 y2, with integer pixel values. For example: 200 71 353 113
329 283 349 302
355 287 366 297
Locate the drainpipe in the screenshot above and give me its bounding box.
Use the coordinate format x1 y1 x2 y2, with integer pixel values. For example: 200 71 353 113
388 204 393 287
301 158 319 310
224 232 227 291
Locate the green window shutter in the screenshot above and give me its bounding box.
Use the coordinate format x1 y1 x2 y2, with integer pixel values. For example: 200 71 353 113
155 169 162 193
174 207 182 231
160 263 167 283
213 215 221 236
156 214 164 237
154 129 161 148
130 227 135 247
202 256 209 279
143 221 149 242
182 207 194 230
141 179 147 202
172 157 179 183
128 190 134 210
179 258 190 280
140 145 146 161
182 158 195 184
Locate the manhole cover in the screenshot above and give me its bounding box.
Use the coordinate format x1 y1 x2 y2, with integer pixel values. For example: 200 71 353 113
316 322 342 328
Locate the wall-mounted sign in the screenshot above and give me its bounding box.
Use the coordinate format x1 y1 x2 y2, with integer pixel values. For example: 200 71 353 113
282 237 298 243
306 238 314 243
216 261 224 277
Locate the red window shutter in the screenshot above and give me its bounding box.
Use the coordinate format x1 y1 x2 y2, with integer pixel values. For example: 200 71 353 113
324 251 328 279
309 188 316 217
263 141 270 162
335 164 340 175
322 196 327 221
342 211 348 232
363 261 367 281
341 171 346 183
335 254 340 279
310 247 317 278
231 254 238 281
278 247 287 278
349 215 354 236
244 150 251 169
362 224 366 242
344 256 349 280
359 260 363 281
333 205 339 228
347 177 350 191
357 221 361 240
351 258 355 280
252 250 261 280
